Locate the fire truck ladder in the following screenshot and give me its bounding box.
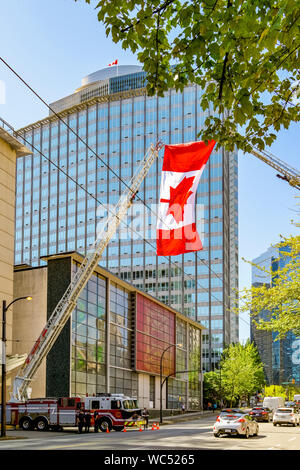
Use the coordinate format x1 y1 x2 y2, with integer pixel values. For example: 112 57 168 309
250 147 300 190
12 142 163 401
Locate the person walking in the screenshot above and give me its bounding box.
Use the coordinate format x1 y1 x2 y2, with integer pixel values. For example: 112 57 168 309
77 409 85 434
181 403 186 414
213 403 217 413
142 407 149 429
84 411 91 433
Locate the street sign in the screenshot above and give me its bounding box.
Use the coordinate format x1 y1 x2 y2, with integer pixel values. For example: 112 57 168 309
0 340 5 365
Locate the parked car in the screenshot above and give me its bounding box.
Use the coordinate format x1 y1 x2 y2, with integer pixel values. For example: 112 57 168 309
249 406 273 422
273 408 300 427
284 401 296 407
213 409 259 438
293 395 300 411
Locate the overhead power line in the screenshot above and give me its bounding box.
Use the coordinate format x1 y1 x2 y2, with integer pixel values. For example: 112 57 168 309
0 55 225 283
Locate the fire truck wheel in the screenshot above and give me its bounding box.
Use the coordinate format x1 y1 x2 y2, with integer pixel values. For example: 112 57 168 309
99 418 112 433
35 417 49 431
19 417 33 431
113 426 124 432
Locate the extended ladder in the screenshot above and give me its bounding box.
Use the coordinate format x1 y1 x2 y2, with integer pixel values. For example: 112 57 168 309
250 147 300 190
12 142 163 401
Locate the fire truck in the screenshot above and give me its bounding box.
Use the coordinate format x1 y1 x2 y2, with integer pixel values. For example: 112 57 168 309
6 393 145 432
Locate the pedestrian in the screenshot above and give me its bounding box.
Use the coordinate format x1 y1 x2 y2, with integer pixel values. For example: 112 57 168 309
84 411 91 433
181 403 186 414
142 407 149 429
94 410 100 433
207 402 211 411
77 409 85 434
213 403 217 413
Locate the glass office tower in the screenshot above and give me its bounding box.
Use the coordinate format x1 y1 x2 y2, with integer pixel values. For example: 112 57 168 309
251 246 300 385
15 65 239 371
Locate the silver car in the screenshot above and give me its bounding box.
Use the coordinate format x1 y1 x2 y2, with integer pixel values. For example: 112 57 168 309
273 408 300 427
213 409 259 438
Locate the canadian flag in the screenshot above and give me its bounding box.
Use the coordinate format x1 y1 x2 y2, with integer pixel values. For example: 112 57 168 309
156 140 216 256
108 59 118 66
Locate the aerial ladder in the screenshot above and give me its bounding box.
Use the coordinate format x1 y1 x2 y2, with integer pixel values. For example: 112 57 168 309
11 142 163 401
250 147 300 190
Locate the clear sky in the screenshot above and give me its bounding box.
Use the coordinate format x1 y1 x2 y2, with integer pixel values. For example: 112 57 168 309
1 0 299 343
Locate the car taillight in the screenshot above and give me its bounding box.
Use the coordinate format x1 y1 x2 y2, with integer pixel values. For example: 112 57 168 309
262 412 267 414
238 418 245 423
216 417 220 422
249 412 253 415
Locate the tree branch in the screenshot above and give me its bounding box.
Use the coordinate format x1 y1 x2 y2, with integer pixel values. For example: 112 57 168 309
120 0 176 33
218 52 229 100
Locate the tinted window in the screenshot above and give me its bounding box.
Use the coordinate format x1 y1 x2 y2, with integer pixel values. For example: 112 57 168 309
111 400 121 410
91 400 100 409
277 408 293 413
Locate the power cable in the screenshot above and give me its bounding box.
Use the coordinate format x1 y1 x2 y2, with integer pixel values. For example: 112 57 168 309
12 129 225 317
0 56 225 284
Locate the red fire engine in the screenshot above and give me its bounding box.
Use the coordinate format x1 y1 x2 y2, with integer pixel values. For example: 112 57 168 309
6 393 145 432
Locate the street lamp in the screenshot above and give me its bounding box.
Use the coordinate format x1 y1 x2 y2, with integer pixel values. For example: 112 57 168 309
160 343 182 424
1 296 32 437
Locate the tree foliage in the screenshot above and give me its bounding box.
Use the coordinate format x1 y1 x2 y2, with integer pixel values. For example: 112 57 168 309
235 235 300 338
204 342 265 406
78 0 300 153
220 342 265 405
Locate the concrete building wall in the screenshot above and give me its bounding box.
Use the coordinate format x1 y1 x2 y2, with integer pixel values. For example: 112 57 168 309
12 267 48 398
0 137 17 356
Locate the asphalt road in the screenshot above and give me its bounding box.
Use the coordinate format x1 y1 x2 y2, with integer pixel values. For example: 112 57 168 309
1 415 300 451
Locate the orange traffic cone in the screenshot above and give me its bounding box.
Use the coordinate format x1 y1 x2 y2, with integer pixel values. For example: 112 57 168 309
139 427 143 432
122 428 127 432
106 427 110 433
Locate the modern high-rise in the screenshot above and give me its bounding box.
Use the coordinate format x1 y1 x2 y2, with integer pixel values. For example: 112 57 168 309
15 65 239 371
251 245 300 385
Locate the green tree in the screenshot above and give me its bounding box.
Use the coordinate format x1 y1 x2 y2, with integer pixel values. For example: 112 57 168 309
203 370 222 404
220 342 265 406
235 235 300 338
78 0 300 153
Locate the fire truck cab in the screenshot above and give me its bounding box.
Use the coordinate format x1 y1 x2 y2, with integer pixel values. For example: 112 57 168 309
83 393 143 432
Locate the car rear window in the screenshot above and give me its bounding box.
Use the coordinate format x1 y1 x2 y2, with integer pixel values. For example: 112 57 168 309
220 412 243 418
276 408 293 413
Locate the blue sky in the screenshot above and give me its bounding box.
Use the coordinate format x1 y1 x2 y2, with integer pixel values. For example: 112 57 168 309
0 0 299 342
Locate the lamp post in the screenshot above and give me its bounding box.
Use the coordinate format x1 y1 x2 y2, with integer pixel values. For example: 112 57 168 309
1 296 32 437
160 343 182 424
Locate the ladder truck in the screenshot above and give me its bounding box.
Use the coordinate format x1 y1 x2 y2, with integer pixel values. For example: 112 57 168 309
11 141 163 403
250 147 300 190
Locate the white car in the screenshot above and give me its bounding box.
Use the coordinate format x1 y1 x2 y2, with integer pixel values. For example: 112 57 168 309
213 409 259 438
273 408 300 427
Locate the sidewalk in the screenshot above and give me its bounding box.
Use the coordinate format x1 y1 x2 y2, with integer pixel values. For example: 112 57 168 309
149 410 216 426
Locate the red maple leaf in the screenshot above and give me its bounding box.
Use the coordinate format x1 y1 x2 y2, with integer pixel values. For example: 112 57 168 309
160 176 195 223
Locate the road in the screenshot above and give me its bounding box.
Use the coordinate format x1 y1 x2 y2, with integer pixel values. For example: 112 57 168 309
1 415 300 450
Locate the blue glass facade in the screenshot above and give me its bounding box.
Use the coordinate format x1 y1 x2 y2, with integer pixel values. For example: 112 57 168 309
251 246 300 385
15 66 239 371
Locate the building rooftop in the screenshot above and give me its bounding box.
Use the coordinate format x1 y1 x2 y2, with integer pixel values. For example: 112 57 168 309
79 65 143 90
48 65 146 115
0 116 32 157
